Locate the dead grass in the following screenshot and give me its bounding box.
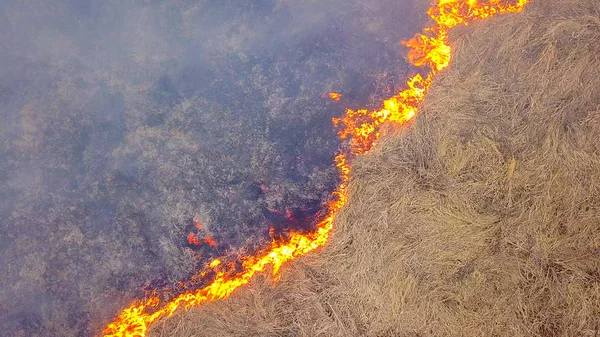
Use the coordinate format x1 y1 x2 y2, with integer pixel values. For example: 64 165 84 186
149 0 600 336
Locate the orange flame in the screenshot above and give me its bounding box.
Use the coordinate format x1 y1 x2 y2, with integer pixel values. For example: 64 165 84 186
103 1 529 336
204 236 217 247
187 233 202 246
328 92 343 102
193 218 202 231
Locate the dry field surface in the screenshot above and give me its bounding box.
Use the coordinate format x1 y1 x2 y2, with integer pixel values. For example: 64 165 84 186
150 0 600 336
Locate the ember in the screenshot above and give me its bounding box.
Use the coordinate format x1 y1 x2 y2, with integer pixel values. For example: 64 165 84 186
187 233 202 246
328 92 343 102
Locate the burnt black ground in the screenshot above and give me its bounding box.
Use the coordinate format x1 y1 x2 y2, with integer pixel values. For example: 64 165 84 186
0 1 424 335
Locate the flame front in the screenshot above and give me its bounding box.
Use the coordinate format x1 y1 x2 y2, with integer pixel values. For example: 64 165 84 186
103 1 529 336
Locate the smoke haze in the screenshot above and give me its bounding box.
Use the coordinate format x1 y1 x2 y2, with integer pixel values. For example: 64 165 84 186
0 0 423 335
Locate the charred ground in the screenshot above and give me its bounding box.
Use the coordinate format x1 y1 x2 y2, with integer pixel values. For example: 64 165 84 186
0 0 425 336
149 0 600 336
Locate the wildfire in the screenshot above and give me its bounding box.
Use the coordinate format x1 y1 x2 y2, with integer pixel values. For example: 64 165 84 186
328 92 343 102
193 218 202 231
103 1 529 336
204 236 217 247
187 232 202 246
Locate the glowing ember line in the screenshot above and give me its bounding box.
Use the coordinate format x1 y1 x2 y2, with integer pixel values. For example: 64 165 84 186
103 1 529 336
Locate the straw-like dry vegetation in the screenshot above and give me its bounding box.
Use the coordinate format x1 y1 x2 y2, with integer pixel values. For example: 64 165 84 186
150 0 600 336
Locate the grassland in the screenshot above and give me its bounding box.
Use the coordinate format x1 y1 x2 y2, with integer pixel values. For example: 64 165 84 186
149 0 600 336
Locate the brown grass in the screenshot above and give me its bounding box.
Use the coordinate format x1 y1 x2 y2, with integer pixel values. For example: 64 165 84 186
149 0 600 336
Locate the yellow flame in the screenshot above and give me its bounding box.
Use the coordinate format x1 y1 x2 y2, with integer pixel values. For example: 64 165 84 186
208 259 221 268
102 1 529 336
329 92 343 101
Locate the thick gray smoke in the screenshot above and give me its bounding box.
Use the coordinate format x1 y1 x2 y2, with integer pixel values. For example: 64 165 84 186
0 0 423 335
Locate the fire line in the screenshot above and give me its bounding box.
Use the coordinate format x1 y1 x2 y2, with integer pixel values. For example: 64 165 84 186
103 1 530 336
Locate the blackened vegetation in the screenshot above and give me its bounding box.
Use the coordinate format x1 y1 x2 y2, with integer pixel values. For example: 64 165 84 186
0 0 422 336
153 1 600 335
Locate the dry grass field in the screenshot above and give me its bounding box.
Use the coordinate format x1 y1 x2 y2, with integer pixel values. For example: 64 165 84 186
148 0 600 335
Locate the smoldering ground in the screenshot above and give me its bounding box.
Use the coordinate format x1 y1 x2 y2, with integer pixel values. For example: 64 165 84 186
0 0 423 335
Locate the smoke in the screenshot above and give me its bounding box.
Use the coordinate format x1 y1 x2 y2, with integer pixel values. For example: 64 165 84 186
0 0 423 335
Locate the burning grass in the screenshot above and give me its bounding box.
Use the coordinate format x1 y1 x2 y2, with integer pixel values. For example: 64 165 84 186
147 0 600 335
103 1 532 335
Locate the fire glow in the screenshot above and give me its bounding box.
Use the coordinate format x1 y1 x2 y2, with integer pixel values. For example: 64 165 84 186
103 1 529 336
328 92 343 102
